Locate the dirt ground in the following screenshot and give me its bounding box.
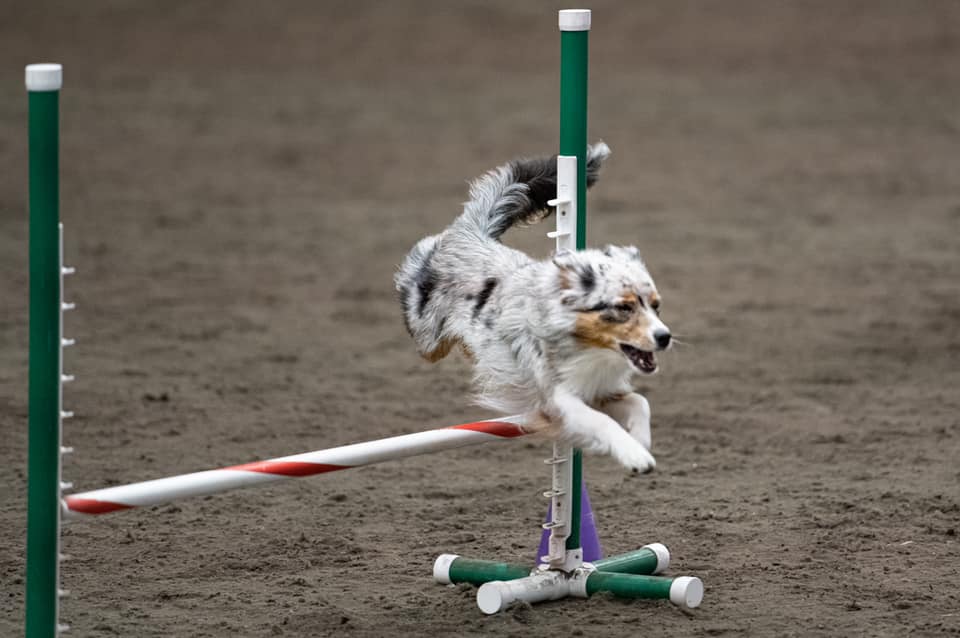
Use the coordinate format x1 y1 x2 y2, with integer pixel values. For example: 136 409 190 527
2 1 959 636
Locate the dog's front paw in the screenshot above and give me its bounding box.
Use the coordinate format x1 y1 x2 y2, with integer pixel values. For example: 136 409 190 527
614 441 656 474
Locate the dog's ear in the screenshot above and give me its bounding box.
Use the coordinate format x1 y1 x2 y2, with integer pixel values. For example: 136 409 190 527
553 250 594 277
553 250 599 297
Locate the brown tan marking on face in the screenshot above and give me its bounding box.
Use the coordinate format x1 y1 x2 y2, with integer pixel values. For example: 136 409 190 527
574 297 658 352
573 313 618 350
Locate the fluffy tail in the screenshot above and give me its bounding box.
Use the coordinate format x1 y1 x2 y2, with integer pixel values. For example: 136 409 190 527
453 142 610 241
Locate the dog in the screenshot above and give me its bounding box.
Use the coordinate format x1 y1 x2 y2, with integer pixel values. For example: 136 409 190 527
395 143 670 472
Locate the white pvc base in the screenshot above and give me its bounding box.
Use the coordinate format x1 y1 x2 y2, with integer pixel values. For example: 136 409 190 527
477 570 569 614
475 566 703 614
669 576 704 609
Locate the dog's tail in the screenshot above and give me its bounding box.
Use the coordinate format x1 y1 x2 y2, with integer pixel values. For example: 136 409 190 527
451 142 610 242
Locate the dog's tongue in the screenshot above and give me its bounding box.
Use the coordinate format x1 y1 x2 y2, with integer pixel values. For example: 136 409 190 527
620 344 657 373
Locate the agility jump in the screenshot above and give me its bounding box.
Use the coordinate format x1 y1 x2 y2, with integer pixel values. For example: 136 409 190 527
25 9 703 637
61 417 528 519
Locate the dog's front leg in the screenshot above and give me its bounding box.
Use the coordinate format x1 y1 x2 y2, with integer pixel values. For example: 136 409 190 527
598 392 652 452
551 389 656 473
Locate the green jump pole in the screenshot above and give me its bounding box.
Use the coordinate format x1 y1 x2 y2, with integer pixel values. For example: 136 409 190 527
26 63 64 638
559 8 589 554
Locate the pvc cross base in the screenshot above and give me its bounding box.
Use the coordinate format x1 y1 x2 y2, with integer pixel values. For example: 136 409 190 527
434 544 703 615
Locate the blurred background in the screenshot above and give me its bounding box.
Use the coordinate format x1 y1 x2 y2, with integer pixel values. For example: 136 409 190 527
1 2 958 636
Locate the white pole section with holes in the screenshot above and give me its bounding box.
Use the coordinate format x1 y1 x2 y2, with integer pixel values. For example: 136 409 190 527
543 155 580 570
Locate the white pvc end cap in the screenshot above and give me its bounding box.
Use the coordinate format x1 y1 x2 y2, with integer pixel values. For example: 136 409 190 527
559 9 591 31
433 554 458 584
642 542 671 574
669 576 704 609
477 581 508 615
26 64 62 92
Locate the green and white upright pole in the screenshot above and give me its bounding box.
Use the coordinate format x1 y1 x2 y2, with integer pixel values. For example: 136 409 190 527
541 8 592 572
434 10 705 614
26 63 68 638
559 6 590 563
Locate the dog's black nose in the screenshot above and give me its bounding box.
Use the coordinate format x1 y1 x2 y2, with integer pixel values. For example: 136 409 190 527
654 331 671 349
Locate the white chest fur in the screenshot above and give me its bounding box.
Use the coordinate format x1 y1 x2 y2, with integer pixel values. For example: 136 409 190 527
558 349 633 403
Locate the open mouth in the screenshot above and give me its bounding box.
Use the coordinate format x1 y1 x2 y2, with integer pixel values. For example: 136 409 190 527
619 343 657 374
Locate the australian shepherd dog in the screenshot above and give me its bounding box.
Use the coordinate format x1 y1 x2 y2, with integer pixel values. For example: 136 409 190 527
396 143 671 473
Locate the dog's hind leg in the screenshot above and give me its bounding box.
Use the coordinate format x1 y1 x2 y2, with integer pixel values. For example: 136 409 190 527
598 393 652 452
551 389 656 473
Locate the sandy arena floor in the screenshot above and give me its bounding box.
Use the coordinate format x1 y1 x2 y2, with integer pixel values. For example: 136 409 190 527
2 1 959 636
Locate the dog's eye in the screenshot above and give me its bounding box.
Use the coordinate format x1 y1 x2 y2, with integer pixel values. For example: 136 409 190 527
650 299 661 315
614 303 635 313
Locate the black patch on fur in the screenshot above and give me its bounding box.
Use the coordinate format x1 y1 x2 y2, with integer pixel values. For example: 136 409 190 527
510 156 559 218
579 266 596 293
415 244 438 316
473 277 498 319
488 147 606 240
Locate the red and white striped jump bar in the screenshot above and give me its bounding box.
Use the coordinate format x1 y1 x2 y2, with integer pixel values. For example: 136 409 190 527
62 416 527 520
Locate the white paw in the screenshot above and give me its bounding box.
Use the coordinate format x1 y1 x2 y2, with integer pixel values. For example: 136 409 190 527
614 440 656 474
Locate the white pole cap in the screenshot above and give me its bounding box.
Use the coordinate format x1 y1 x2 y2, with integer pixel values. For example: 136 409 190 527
642 542 671 574
477 581 512 614
559 9 591 31
432 554 459 585
26 64 63 92
669 576 704 609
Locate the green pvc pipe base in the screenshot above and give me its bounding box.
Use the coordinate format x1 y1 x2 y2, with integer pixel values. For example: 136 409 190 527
434 544 703 613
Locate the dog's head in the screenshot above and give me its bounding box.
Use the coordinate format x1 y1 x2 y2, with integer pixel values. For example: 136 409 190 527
554 245 670 374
